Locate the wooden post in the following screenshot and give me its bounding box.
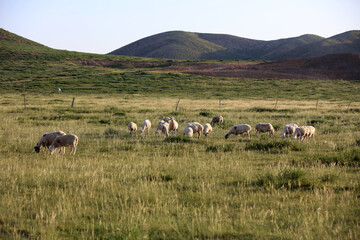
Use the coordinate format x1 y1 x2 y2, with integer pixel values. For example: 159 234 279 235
346 101 351 111
23 94 26 109
219 97 221 111
316 99 319 110
175 99 180 111
274 99 278 109
71 97 75 108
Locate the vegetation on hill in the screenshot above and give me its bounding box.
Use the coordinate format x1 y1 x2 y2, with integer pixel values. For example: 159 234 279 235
109 30 360 60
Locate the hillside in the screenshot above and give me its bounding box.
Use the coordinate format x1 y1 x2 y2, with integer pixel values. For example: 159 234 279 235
109 30 360 60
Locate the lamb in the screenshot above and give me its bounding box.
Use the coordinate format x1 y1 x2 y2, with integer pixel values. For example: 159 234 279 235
210 115 224 126
183 126 194 138
255 123 275 135
186 122 204 139
161 117 171 123
140 120 151 134
281 124 298 139
156 121 169 138
305 126 316 139
128 122 137 135
34 131 66 153
168 118 179 134
225 124 251 139
292 126 309 141
48 134 78 155
203 123 213 137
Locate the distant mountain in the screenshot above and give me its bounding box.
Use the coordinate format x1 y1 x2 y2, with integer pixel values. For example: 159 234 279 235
109 30 360 60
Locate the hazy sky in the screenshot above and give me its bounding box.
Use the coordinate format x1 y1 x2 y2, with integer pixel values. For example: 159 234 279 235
1 0 359 54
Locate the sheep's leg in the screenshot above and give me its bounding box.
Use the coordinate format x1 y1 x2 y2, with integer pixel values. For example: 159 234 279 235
72 146 76 155
57 147 61 154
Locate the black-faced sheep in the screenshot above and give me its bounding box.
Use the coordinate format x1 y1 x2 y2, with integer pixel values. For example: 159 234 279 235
34 131 66 153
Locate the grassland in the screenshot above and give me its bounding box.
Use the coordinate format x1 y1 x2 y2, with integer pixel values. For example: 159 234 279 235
0 93 359 239
1 28 360 239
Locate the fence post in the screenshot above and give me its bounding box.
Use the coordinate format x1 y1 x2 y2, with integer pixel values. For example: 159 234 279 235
316 99 319 110
71 97 75 108
175 99 180 111
219 97 221 111
23 94 26 109
346 101 351 111
274 99 278 109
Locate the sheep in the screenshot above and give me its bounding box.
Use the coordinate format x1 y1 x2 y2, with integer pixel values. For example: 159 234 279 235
305 126 316 139
183 126 194 138
292 126 309 141
186 122 204 139
140 120 151 134
161 117 171 123
210 115 224 126
128 122 137 135
34 131 66 153
225 124 251 139
255 123 275 135
281 124 298 139
203 123 213 137
168 118 179 134
155 120 166 134
48 134 78 155
156 122 169 138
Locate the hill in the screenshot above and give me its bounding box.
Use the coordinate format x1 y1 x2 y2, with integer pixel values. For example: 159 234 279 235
109 30 360 60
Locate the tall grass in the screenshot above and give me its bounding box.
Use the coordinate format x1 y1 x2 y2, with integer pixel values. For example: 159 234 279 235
0 94 359 239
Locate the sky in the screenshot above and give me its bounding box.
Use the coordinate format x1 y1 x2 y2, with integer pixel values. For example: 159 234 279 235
1 0 359 54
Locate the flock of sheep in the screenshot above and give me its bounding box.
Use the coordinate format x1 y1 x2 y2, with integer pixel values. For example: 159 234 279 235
33 115 316 155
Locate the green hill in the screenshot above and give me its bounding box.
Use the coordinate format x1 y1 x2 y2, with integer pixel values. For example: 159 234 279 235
109 30 360 60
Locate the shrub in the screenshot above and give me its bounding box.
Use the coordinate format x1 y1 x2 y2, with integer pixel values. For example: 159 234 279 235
313 148 360 166
199 111 212 117
245 140 304 153
165 136 193 143
104 127 121 137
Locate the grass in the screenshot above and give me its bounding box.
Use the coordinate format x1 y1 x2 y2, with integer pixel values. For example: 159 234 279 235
0 30 359 239
0 94 359 239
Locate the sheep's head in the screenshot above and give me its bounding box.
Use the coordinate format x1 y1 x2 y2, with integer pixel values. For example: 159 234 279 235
34 146 40 153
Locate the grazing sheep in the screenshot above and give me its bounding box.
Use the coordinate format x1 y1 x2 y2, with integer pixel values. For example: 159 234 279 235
210 115 224 126
305 126 316 139
186 122 204 139
34 131 66 153
128 122 137 135
292 126 309 141
168 118 179 134
48 134 78 155
203 123 213 137
255 123 275 135
225 124 251 139
140 120 151 134
155 120 166 134
183 126 194 138
161 117 171 123
282 124 298 139
156 122 169 138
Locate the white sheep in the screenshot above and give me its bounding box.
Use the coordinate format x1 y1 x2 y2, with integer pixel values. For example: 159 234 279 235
282 124 298 139
140 120 151 134
128 122 137 135
186 122 204 139
34 131 66 153
157 122 169 138
225 124 251 139
210 115 224 126
183 126 194 138
161 117 171 123
155 120 166 134
168 118 179 134
255 123 275 135
48 134 78 155
292 126 309 141
305 126 316 139
203 123 213 137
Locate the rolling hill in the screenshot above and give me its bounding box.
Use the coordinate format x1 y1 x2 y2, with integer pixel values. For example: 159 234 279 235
109 30 360 60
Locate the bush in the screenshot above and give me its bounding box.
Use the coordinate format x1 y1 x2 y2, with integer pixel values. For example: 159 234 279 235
199 111 212 117
313 148 360 166
255 169 313 190
165 136 193 143
104 127 121 137
245 140 304 153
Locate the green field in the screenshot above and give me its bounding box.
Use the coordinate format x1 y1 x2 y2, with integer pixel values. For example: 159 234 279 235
1 29 360 239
